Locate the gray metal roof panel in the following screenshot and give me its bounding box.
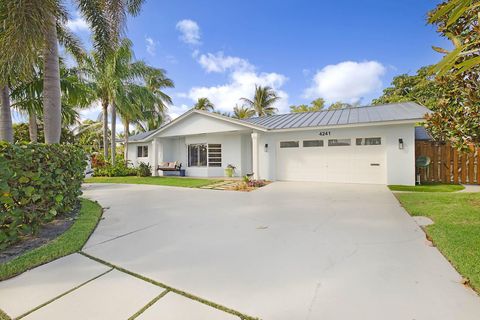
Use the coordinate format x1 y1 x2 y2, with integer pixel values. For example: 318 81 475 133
240 102 430 130
129 129 157 141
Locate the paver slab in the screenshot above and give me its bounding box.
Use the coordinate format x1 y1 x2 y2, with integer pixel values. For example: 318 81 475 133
0 253 109 318
23 269 164 320
137 293 239 320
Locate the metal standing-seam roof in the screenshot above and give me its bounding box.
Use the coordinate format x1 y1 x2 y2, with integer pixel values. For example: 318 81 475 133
129 129 157 142
240 102 430 130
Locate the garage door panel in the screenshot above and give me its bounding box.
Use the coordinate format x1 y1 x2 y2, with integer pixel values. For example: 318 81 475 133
277 144 386 184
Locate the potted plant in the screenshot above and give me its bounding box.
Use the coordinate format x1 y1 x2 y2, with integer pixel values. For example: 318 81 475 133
225 164 236 177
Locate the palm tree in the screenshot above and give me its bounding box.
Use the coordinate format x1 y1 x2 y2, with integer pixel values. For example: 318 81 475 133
10 62 92 142
0 0 144 144
0 86 13 142
81 39 172 164
240 85 279 116
232 104 255 119
194 98 215 111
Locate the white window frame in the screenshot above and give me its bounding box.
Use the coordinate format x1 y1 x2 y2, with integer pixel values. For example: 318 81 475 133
187 143 222 167
137 145 149 158
280 141 300 148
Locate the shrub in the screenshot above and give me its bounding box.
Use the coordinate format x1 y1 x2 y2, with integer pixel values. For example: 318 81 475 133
94 161 137 177
137 162 152 177
0 142 86 250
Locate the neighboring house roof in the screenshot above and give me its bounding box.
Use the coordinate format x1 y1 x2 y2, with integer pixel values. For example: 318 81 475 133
129 129 158 142
128 102 430 143
415 126 433 141
240 102 430 130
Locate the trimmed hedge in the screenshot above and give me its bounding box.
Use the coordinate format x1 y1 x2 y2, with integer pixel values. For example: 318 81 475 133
0 142 86 250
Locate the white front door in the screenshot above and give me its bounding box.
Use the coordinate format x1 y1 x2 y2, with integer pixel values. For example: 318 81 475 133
276 138 386 184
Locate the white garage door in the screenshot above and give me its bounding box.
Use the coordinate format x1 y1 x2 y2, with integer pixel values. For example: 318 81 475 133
276 137 386 184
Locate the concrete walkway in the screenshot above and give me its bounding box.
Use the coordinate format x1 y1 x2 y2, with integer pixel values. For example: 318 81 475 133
1 182 480 319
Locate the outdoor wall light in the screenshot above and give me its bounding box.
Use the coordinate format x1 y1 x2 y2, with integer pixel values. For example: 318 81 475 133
264 143 269 152
398 138 404 150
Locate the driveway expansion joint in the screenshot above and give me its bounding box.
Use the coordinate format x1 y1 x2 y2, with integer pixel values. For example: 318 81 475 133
79 251 258 320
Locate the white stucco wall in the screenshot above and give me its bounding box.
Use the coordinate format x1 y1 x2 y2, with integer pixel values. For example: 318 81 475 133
127 142 153 167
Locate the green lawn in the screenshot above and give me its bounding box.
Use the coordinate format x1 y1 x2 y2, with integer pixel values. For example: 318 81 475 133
396 192 480 293
84 176 221 188
0 199 102 281
389 183 465 192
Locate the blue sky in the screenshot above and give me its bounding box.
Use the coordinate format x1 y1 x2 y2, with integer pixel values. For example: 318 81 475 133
66 0 448 125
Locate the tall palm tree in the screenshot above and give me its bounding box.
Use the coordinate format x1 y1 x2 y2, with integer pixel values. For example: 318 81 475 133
10 62 92 142
0 86 12 142
81 39 171 164
240 85 280 117
232 104 255 119
194 97 215 111
1 0 143 144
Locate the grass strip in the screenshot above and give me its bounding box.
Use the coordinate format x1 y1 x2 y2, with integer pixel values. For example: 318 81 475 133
15 268 113 319
388 183 464 192
0 309 11 320
0 199 103 281
396 192 480 293
128 290 170 320
85 176 222 188
80 252 257 320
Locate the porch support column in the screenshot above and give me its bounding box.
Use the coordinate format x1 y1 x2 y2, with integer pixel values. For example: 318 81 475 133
251 132 259 179
152 138 159 176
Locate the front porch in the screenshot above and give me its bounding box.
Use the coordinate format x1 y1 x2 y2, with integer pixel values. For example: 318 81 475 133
151 132 254 178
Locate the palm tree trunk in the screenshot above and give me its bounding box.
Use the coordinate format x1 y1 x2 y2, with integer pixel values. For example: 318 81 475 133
124 118 129 162
110 101 116 165
102 100 109 159
42 13 62 144
28 110 38 142
0 85 13 143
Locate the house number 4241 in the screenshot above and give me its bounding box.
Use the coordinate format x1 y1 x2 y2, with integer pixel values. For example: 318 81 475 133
318 131 331 136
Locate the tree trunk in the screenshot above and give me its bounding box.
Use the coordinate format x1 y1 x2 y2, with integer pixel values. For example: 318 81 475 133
124 119 129 162
102 100 108 159
28 110 38 142
0 85 13 143
42 13 62 144
110 101 116 165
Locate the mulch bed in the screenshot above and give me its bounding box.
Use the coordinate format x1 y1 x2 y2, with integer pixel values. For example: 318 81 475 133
0 203 80 265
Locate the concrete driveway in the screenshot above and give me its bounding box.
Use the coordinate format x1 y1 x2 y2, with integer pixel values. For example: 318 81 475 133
1 182 480 319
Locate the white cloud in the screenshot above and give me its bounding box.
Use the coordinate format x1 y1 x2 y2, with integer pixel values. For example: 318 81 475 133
169 104 191 120
66 12 89 32
176 19 201 45
186 70 289 113
145 37 156 56
198 52 254 73
303 61 386 103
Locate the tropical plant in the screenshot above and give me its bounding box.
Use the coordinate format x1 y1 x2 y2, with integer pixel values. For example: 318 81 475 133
240 85 279 116
194 97 215 111
328 102 354 110
82 39 173 163
232 104 255 119
428 0 480 75
290 98 325 113
10 62 93 142
137 162 152 177
372 66 439 109
1 0 145 145
0 86 12 142
0 142 85 249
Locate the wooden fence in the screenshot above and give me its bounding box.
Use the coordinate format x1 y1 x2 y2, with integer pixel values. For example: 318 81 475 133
415 141 480 185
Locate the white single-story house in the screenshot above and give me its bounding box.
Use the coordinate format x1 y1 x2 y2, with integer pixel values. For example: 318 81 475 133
127 102 430 185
